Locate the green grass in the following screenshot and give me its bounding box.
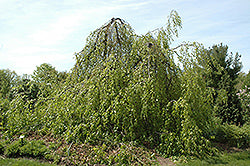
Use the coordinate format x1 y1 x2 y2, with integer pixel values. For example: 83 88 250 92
0 158 56 166
178 150 250 166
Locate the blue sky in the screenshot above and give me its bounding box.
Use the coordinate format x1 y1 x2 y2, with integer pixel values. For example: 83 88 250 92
0 0 249 75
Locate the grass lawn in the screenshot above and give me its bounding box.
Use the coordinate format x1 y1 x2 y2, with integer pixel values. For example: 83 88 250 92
178 150 250 166
0 158 56 166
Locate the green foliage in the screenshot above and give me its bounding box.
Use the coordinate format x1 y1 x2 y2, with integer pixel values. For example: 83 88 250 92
20 140 49 158
32 63 68 98
32 63 58 84
4 139 49 159
0 70 19 129
157 42 217 157
4 105 46 137
0 98 9 130
4 139 26 158
212 123 249 149
11 79 40 103
0 69 20 99
237 87 250 123
3 79 42 136
199 44 243 125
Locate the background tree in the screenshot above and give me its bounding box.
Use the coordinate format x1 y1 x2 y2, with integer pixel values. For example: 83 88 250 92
0 69 20 99
32 63 68 97
201 43 243 125
11 79 40 109
32 63 57 83
0 69 20 129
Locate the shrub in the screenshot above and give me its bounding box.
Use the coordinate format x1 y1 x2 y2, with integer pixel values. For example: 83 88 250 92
4 139 49 158
212 123 249 148
20 140 49 158
4 139 26 157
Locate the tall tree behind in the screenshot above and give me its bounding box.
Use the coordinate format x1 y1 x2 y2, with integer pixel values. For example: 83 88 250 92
32 63 68 98
0 69 20 99
201 43 243 125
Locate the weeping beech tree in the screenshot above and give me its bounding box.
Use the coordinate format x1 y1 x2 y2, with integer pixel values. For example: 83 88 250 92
5 11 215 157
71 12 182 142
57 10 212 156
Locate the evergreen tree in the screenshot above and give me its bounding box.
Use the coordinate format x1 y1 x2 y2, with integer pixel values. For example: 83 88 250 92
202 43 243 125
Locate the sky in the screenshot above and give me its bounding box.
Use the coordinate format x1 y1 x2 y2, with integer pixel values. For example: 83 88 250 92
0 0 249 75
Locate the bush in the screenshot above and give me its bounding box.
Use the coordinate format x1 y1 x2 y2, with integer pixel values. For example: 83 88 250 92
212 123 249 148
20 140 49 158
4 139 49 158
4 139 26 157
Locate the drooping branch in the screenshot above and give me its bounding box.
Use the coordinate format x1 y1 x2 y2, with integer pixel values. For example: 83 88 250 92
80 18 125 54
169 43 194 51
